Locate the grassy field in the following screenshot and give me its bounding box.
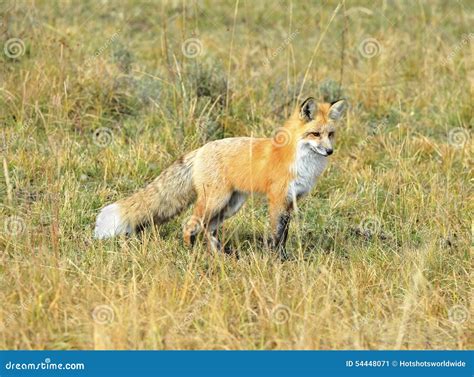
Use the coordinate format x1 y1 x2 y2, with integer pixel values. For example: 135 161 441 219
0 0 472 350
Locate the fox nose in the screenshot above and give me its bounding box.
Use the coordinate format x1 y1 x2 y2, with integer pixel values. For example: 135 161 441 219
326 148 333 155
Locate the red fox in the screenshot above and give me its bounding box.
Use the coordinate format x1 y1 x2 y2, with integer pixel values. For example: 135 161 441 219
94 98 346 258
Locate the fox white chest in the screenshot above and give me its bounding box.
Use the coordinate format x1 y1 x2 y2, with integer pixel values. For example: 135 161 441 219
287 141 328 202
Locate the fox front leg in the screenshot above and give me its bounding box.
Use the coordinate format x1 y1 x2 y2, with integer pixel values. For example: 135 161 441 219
273 212 291 260
269 202 291 260
183 215 203 247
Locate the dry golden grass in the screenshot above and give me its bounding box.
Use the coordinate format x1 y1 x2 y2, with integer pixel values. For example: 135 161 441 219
0 0 472 349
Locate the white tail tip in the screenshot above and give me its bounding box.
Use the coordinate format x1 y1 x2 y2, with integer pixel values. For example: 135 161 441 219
94 203 131 239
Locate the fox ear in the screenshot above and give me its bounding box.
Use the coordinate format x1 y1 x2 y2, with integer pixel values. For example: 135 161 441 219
328 100 347 121
299 97 316 122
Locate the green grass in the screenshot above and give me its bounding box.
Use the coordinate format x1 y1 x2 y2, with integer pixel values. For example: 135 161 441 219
0 0 472 349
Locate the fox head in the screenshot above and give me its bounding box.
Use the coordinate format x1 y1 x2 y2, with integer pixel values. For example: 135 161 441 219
290 97 347 157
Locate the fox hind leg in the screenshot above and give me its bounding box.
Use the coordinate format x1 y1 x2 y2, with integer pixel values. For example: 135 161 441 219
208 191 247 254
182 188 232 250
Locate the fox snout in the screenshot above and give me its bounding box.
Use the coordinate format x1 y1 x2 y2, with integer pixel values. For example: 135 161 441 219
318 136 334 156
308 139 333 157
317 146 333 156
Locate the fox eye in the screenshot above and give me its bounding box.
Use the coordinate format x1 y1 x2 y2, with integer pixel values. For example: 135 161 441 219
312 132 321 137
328 132 335 138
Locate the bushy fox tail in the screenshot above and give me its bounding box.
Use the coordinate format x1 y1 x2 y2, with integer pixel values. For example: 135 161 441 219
94 151 197 239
